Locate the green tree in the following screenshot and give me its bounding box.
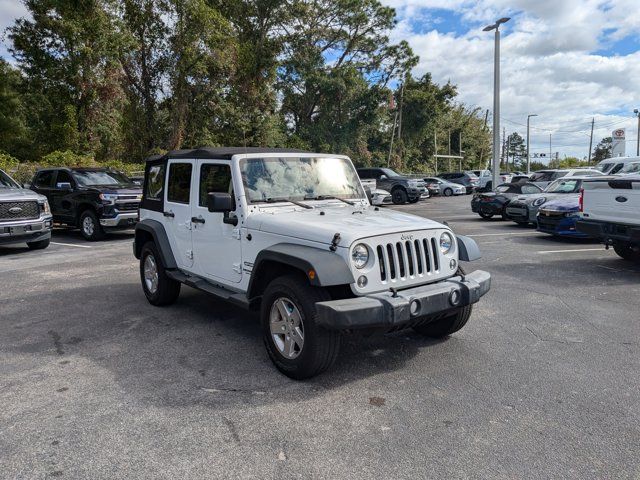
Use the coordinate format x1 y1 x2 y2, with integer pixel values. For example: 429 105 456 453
505 131 526 170
592 136 612 163
0 60 28 158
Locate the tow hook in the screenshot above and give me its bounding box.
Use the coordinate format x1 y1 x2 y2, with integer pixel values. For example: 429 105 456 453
329 232 341 252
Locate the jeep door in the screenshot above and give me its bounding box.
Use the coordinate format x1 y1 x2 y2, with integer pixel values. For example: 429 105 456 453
191 160 242 284
164 160 194 269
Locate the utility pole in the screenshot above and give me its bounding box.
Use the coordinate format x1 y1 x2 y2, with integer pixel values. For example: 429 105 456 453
505 133 511 173
634 109 640 156
587 117 594 164
434 130 438 174
526 114 538 174
459 131 463 170
483 17 510 191
397 81 405 159
479 109 489 170
549 134 552 164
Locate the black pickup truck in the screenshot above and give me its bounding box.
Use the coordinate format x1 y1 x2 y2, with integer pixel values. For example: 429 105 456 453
29 167 142 240
356 167 428 204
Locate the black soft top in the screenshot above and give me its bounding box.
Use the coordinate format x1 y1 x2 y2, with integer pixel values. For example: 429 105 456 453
146 147 311 162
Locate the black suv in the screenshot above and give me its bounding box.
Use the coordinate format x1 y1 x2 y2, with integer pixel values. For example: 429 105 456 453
30 167 142 240
356 167 428 204
438 171 480 194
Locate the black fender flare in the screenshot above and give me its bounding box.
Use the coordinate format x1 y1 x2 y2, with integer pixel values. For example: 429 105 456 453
457 235 481 262
133 219 177 269
247 243 355 299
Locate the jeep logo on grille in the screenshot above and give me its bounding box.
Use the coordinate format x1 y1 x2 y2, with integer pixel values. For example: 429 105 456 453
8 207 23 214
401 233 414 240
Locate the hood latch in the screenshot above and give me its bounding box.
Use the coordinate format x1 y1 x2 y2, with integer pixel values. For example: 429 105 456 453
329 233 341 252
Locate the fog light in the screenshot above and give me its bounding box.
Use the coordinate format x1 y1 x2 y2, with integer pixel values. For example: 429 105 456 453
410 299 421 316
450 259 457 270
449 289 461 306
357 275 368 288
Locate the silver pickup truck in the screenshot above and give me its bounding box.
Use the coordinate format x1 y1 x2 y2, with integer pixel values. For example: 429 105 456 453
0 169 53 250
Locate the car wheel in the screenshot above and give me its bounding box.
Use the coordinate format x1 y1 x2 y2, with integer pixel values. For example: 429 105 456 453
408 197 420 204
613 242 640 263
443 188 453 197
391 188 408 204
27 238 50 250
140 241 181 306
261 274 340 380
79 210 105 241
478 211 493 219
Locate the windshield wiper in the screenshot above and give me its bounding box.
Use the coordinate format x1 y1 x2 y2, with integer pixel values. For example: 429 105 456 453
304 195 355 206
259 197 313 209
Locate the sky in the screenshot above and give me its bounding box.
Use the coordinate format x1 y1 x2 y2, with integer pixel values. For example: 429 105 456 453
1 0 639 162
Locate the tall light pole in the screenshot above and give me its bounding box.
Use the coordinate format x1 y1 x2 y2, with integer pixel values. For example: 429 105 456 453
526 114 537 174
483 17 510 191
634 109 640 156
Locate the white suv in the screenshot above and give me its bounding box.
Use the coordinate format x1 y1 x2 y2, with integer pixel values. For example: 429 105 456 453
133 148 491 379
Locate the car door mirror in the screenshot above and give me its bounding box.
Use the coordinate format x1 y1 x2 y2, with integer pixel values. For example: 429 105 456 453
207 192 233 213
379 174 387 180
56 182 72 191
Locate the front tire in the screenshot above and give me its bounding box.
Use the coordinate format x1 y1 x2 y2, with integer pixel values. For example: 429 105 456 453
140 241 181 306
392 188 408 205
478 211 493 219
79 210 105 241
408 197 420 204
27 238 50 250
261 274 340 380
613 242 640 262
443 188 453 197
412 305 473 338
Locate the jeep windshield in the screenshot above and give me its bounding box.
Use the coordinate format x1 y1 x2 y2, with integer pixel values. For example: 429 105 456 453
0 170 20 188
240 156 365 204
72 170 134 187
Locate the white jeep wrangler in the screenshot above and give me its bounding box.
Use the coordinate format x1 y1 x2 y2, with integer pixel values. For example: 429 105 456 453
133 148 491 379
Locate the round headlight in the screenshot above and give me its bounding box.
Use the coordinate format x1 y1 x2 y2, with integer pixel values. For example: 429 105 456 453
533 197 546 207
351 244 369 269
440 232 454 254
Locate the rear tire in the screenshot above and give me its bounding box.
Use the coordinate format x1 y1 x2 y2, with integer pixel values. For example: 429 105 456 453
27 238 50 250
613 242 640 263
408 197 420 204
478 211 493 219
79 210 105 241
392 188 408 205
261 274 340 380
140 241 181 306
412 305 473 338
443 188 453 197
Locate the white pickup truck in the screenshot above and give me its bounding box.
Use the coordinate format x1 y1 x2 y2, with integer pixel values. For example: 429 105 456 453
576 175 640 262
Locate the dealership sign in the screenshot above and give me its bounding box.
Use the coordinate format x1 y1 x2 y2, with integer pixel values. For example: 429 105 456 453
612 128 626 157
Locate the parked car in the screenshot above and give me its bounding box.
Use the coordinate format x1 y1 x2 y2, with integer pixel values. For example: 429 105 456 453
510 174 530 184
134 147 491 379
438 171 480 194
423 177 466 196
359 178 392 206
472 170 512 191
356 167 428 204
595 156 640 175
577 174 640 262
529 168 603 189
505 177 592 226
30 167 142 241
0 169 53 250
471 182 542 220
536 195 587 237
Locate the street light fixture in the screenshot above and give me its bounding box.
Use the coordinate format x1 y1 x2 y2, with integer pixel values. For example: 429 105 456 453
526 114 538 174
484 17 510 191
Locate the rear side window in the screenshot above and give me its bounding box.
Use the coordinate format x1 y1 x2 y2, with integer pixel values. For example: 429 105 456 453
521 184 541 194
146 164 165 201
167 163 192 204
35 171 55 188
609 163 624 174
199 164 232 206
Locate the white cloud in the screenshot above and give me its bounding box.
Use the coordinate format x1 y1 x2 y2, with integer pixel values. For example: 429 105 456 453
385 0 640 160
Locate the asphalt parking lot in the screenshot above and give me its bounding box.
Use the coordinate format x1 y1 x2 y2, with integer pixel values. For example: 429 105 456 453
1 195 638 479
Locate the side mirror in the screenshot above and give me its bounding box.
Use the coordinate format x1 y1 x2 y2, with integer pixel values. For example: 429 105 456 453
207 192 233 213
364 186 373 204
379 174 388 180
56 182 72 190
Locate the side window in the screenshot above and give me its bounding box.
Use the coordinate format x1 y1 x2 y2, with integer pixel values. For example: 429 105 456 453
35 171 55 188
610 163 624 174
521 185 540 194
199 164 232 207
167 163 192 204
56 170 74 186
146 164 165 201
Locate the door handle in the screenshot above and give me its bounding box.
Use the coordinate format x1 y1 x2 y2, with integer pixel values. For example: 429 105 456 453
163 210 175 218
191 216 205 224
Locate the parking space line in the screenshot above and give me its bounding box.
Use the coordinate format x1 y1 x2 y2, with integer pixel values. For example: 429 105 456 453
537 248 605 254
51 242 93 249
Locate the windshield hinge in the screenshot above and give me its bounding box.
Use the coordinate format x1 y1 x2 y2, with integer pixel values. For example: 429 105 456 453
232 228 241 240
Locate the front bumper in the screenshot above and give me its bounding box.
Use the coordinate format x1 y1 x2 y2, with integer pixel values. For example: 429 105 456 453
315 270 491 330
0 216 53 245
537 214 587 237
100 211 139 228
576 219 640 244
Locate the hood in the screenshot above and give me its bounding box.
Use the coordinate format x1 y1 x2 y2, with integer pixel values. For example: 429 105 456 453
0 187 47 202
83 184 142 195
515 192 565 204
538 194 580 212
246 204 445 246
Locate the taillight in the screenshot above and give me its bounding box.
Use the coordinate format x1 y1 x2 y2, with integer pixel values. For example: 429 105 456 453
579 188 584 212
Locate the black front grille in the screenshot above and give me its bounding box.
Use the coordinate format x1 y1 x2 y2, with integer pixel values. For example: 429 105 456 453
537 213 562 230
117 202 139 211
0 201 39 221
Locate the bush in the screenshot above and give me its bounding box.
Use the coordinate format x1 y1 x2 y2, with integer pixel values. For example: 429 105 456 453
11 163 39 185
40 150 96 168
0 152 20 173
100 159 145 176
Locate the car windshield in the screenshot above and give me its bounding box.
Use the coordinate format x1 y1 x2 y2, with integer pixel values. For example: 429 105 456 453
73 170 133 186
545 179 579 193
240 156 365 203
495 185 510 193
380 168 400 178
596 162 612 173
0 170 20 188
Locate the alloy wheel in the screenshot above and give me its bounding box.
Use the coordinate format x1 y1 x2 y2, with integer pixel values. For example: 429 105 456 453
269 297 304 359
